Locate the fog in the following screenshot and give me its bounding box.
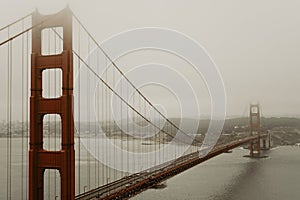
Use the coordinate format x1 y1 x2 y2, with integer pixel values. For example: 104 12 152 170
1 0 300 120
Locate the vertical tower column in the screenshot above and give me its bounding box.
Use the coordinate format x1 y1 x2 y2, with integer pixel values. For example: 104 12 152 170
29 8 75 200
249 104 261 157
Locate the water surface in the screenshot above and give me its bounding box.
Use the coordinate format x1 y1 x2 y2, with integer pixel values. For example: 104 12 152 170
133 146 300 200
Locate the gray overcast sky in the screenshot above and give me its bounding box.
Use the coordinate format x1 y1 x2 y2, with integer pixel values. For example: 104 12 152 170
1 0 300 119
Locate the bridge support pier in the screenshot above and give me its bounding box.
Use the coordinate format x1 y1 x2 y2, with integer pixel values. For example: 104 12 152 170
261 131 272 150
29 8 75 200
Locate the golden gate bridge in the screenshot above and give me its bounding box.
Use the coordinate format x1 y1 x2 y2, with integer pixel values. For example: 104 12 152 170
0 7 271 200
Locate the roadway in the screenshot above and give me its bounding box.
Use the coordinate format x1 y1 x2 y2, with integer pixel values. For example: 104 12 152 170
75 134 267 200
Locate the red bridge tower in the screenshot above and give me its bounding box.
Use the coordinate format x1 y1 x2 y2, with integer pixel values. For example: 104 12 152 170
249 104 261 158
29 8 75 200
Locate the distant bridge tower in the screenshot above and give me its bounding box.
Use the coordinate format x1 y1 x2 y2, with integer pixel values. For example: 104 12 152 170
29 8 75 200
249 104 261 157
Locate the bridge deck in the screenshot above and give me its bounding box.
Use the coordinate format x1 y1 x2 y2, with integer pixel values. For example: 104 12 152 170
75 135 267 200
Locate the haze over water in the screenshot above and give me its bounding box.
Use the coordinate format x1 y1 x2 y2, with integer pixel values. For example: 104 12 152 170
133 146 300 200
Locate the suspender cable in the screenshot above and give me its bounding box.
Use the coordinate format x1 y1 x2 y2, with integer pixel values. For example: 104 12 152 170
21 20 24 200
96 48 100 188
9 26 12 200
112 66 116 181
120 75 124 179
25 28 29 200
47 28 51 200
105 58 109 185
6 27 11 200
77 23 81 194
87 35 91 191
54 26 58 198
132 92 135 172
139 93 142 169
102 58 105 186
127 80 129 174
